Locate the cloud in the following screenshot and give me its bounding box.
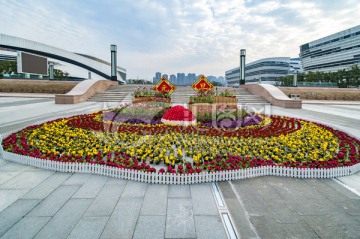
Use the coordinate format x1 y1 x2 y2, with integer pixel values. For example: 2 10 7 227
0 0 359 79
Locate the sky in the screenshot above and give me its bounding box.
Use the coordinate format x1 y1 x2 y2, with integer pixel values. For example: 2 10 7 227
1 0 360 80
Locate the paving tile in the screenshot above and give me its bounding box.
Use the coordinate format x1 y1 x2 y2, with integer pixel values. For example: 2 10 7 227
62 173 90 185
140 184 168 216
194 215 227 239
0 199 40 237
120 180 147 198
84 183 126 217
28 185 80 216
337 199 360 216
249 215 288 239
281 221 319 239
34 199 92 239
72 174 108 198
101 197 143 239
190 183 218 216
105 177 128 186
1 216 50 239
22 172 70 199
133 215 166 239
0 171 21 185
0 162 30 172
165 198 196 239
0 171 53 190
0 189 29 212
168 184 191 198
67 216 108 239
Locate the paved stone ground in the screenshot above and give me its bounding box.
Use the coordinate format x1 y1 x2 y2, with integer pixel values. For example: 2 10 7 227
0 97 360 238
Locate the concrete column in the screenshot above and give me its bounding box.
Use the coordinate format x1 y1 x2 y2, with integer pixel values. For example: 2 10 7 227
110 45 117 81
49 62 54 80
293 71 297 87
88 71 91 79
239 49 246 85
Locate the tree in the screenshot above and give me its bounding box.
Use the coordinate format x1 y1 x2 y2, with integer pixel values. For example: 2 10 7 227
0 61 17 78
48 68 70 80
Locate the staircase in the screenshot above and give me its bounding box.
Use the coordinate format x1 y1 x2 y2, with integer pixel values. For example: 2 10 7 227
88 85 139 103
170 86 193 104
88 85 270 105
233 88 269 104
170 86 270 105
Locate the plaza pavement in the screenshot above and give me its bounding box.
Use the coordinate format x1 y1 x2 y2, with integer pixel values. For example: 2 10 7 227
0 97 359 238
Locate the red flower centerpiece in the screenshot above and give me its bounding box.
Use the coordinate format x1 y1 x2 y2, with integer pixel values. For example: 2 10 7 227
161 105 196 126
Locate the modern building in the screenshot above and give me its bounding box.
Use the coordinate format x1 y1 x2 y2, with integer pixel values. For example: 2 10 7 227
0 34 126 82
187 73 196 85
153 72 161 83
169 74 176 83
300 25 360 72
0 48 16 62
176 73 185 85
225 57 302 86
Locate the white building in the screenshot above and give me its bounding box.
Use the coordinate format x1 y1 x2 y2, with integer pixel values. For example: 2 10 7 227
225 57 302 86
300 25 360 72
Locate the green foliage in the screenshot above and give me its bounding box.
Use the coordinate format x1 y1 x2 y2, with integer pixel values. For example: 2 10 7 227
127 79 152 84
278 64 360 87
189 89 215 103
0 61 17 77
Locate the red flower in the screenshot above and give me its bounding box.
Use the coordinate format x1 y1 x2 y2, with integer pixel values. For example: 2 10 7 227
162 105 195 121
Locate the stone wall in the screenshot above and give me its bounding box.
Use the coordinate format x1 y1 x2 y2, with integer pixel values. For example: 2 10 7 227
241 84 302 109
55 79 118 104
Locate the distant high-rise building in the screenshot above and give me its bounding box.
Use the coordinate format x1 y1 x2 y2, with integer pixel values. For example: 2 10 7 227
187 73 196 85
153 72 161 83
169 74 176 83
162 74 168 80
184 76 189 85
207 76 218 83
177 73 185 85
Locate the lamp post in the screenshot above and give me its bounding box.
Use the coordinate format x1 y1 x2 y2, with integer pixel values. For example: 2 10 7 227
293 70 298 87
110 45 117 81
49 62 54 80
239 49 246 85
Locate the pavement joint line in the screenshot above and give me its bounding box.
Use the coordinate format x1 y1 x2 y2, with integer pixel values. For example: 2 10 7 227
228 181 260 239
211 182 225 207
332 178 360 197
221 213 238 239
211 182 238 239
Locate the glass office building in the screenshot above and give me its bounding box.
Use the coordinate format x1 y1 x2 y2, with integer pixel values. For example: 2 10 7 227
225 57 302 86
300 25 360 72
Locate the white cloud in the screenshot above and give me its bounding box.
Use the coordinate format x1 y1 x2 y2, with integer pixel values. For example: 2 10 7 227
0 0 360 80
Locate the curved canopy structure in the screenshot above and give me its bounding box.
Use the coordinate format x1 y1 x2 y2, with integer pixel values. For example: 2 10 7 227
0 33 126 83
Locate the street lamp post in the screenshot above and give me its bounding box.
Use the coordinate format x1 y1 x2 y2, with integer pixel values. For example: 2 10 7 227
49 62 54 80
293 70 298 87
110 45 117 81
239 49 246 85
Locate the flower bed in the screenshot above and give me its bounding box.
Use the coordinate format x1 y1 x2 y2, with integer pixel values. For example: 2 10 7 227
132 86 171 103
2 101 360 179
132 97 171 104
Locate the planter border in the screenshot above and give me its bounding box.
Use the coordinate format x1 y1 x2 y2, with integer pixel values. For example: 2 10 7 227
1 133 359 184
132 97 171 104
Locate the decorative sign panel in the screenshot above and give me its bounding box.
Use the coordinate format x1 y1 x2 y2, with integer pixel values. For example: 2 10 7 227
192 75 214 91
153 76 176 94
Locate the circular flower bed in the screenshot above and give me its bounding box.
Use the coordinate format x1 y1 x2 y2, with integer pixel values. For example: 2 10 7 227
161 105 196 126
2 103 360 176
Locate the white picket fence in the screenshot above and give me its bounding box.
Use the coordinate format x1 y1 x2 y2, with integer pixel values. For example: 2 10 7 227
1 134 360 184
